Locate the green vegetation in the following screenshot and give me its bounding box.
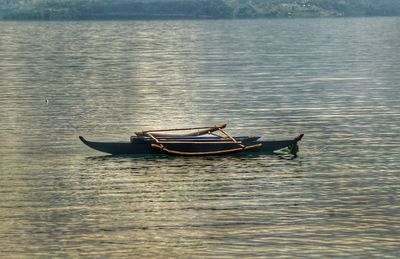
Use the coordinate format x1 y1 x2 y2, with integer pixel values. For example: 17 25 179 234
1 0 400 20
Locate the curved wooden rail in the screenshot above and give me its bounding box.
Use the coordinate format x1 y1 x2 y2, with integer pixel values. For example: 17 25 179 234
151 143 262 156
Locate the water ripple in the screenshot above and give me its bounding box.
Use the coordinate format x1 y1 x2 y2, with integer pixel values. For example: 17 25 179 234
1 18 400 258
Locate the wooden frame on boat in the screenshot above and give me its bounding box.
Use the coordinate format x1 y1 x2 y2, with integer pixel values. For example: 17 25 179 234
135 124 227 137
136 124 262 156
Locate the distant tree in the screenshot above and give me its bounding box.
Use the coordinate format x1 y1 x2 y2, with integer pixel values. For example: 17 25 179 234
1 0 400 20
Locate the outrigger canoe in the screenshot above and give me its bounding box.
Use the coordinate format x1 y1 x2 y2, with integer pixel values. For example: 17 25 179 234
79 124 304 156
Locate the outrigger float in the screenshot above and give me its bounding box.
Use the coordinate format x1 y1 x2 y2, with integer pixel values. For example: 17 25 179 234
79 124 303 156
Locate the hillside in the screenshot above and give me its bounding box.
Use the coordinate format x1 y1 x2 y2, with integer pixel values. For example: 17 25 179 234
1 0 400 20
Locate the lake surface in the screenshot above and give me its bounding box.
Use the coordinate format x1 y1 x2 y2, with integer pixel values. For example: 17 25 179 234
0 17 399 258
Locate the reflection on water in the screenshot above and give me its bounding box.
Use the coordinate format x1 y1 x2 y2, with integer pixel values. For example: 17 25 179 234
0 18 400 257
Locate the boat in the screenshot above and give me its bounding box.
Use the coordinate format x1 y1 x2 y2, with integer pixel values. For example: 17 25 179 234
79 124 304 156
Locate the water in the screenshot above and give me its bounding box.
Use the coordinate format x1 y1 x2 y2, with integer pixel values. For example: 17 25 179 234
0 17 399 257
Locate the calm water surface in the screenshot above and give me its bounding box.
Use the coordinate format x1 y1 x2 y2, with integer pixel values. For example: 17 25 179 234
0 18 399 258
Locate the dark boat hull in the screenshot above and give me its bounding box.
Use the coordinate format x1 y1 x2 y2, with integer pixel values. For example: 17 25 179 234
79 135 303 156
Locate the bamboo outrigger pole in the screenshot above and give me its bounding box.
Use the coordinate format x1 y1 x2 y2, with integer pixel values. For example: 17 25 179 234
219 128 245 148
142 124 226 133
135 124 227 137
151 143 262 156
